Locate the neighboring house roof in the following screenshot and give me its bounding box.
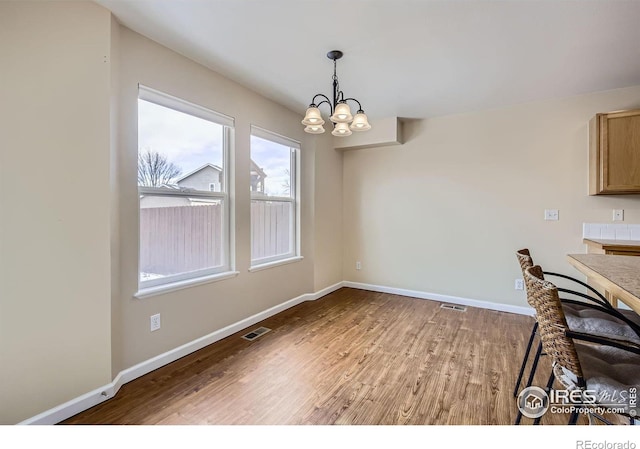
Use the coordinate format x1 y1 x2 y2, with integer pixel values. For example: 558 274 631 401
250 159 266 180
139 184 179 191
175 163 222 183
176 161 266 182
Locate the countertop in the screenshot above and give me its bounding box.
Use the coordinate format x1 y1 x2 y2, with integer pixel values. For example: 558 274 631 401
567 253 640 314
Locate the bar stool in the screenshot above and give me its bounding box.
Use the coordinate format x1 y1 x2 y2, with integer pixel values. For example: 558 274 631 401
513 249 640 424
525 265 640 424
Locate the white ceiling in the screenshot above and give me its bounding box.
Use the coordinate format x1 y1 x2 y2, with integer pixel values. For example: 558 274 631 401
97 0 640 119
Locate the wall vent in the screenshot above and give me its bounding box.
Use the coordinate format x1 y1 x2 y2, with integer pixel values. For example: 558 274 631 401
241 326 271 341
440 303 467 312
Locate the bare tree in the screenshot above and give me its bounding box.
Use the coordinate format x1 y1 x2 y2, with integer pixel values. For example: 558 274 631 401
138 149 182 187
281 168 291 196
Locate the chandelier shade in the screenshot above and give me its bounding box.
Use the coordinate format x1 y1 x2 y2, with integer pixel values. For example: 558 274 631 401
349 111 371 131
330 102 353 123
301 106 325 126
331 122 352 137
302 50 371 137
304 124 325 134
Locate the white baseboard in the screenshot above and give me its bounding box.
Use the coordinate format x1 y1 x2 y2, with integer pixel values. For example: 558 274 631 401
19 281 344 425
343 281 534 316
19 279 531 424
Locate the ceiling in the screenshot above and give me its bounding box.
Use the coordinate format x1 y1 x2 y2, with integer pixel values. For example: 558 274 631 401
97 0 640 119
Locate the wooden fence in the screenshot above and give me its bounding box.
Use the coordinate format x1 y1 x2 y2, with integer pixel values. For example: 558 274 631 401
250 201 292 261
140 204 222 276
140 202 290 276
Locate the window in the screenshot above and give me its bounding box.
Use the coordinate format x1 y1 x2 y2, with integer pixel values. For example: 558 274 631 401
137 86 233 289
250 126 300 266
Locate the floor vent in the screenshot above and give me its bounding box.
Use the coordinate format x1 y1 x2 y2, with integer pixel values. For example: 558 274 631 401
241 326 271 341
440 303 467 312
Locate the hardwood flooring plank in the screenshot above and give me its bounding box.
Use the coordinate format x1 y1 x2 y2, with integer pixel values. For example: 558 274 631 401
62 287 628 425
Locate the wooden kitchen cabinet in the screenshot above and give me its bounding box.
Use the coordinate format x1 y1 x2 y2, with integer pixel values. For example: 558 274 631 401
589 109 640 195
584 238 640 256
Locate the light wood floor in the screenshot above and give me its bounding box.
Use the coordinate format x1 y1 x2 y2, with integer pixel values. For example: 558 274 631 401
63 288 602 425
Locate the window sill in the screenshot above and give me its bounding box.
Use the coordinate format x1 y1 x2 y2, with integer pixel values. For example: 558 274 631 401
249 256 304 273
134 271 240 299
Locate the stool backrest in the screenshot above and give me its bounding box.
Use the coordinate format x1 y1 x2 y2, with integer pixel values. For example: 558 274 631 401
524 265 583 380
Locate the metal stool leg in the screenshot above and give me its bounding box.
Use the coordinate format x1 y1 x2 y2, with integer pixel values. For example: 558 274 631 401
569 410 579 425
533 369 555 425
515 341 543 425
514 321 538 397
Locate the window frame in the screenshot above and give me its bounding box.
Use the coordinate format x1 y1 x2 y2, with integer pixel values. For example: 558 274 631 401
137 85 234 290
249 126 300 267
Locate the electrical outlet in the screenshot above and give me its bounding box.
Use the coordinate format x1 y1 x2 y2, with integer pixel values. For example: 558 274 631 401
613 209 624 221
150 313 161 332
515 279 524 290
544 209 559 221
356 261 362 270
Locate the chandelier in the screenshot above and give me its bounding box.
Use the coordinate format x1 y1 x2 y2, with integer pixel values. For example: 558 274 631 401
302 50 371 136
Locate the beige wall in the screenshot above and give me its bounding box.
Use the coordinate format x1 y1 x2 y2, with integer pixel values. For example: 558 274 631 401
116 27 340 370
343 86 640 308
0 2 113 424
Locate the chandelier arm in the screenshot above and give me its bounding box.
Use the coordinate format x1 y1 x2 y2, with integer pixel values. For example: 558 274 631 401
315 99 333 115
312 93 332 108
342 97 363 111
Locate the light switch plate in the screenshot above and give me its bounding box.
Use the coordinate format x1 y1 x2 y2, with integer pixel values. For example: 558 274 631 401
544 209 559 221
